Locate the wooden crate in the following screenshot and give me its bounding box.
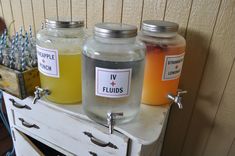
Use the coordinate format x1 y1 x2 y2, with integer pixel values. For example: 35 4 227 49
0 65 40 99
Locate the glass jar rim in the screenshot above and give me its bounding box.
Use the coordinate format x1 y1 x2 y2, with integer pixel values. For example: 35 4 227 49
94 23 137 38
142 20 179 33
45 19 84 28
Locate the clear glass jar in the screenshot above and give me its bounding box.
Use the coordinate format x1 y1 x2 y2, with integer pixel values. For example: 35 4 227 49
138 20 186 105
36 19 85 104
82 23 146 124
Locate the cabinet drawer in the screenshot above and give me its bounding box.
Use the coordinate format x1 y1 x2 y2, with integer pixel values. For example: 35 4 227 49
12 128 45 156
4 93 129 156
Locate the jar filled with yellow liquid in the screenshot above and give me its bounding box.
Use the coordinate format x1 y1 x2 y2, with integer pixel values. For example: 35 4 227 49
36 19 85 104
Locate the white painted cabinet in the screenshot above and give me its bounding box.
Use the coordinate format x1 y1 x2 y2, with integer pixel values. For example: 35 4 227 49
3 92 169 156
12 129 44 156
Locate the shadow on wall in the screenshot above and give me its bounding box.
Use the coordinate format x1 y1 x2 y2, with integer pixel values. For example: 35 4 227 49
0 17 6 34
180 35 233 156
162 28 212 156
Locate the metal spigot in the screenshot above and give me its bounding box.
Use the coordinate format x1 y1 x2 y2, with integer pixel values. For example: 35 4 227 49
107 112 123 134
167 90 187 109
32 86 50 104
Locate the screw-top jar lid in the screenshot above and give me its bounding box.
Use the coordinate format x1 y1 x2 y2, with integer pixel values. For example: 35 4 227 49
94 23 137 38
142 20 179 33
45 19 84 28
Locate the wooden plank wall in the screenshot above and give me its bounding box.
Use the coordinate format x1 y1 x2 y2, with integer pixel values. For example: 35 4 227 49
0 0 234 155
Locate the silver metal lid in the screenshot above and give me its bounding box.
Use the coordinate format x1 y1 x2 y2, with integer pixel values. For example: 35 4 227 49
45 19 84 28
142 20 179 33
94 23 137 38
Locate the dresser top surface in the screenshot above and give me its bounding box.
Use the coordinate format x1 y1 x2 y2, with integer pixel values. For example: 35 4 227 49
36 97 169 145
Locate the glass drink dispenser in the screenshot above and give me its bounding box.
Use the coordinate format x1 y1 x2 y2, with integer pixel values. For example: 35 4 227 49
82 23 146 124
36 19 85 104
139 20 186 105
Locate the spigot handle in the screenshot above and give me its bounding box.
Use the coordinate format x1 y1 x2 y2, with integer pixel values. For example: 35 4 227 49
35 86 46 93
33 86 50 104
168 89 187 109
107 112 123 134
177 90 187 96
108 112 123 117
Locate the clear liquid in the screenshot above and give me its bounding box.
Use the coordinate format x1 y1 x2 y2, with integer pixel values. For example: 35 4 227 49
40 52 82 104
82 55 145 124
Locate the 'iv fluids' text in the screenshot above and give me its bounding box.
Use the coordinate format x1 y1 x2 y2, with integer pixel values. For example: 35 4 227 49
102 87 124 94
102 74 124 94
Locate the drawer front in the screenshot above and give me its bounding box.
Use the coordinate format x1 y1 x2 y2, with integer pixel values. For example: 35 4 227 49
12 128 44 156
4 93 129 156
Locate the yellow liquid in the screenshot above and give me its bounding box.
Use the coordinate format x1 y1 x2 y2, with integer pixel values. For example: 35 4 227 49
40 52 82 104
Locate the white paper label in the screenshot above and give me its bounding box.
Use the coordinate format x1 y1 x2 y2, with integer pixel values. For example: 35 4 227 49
36 45 60 78
95 67 132 98
162 53 185 80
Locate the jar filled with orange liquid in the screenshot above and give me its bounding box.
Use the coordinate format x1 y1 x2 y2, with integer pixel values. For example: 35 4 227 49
36 19 85 104
139 20 186 105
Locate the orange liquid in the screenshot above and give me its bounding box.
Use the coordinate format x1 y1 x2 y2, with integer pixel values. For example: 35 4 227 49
142 44 185 105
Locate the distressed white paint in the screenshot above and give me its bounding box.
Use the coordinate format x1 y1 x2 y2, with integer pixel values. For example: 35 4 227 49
12 128 44 156
3 92 169 156
37 96 169 145
15 126 75 156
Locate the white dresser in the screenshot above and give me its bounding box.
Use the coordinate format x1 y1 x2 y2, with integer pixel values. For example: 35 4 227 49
3 91 169 156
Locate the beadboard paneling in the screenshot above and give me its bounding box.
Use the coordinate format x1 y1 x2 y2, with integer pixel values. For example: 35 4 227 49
71 0 86 25
21 0 35 33
103 0 122 23
44 0 57 20
164 0 192 36
142 0 166 21
0 0 235 156
10 0 24 32
32 0 45 32
87 0 103 29
122 0 144 28
182 0 235 155
1 0 14 33
162 0 222 155
203 59 235 156
57 0 71 21
0 1 3 17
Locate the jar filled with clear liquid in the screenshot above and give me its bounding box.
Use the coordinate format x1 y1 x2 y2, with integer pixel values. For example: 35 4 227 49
82 23 146 124
36 19 85 104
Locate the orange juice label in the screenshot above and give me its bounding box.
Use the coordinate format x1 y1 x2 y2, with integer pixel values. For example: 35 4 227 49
162 53 185 81
95 67 132 98
37 45 60 78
